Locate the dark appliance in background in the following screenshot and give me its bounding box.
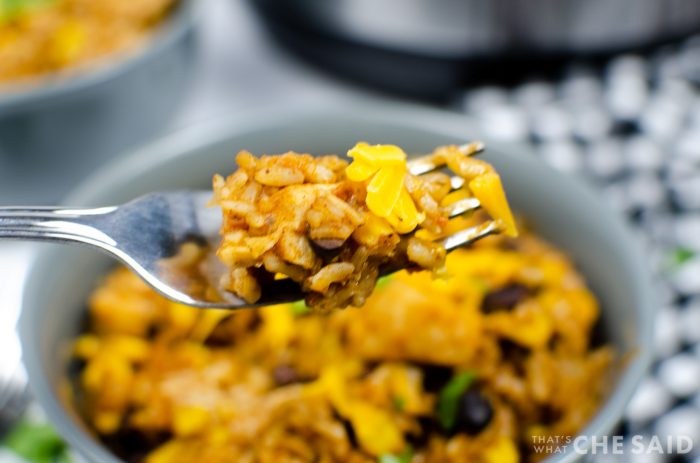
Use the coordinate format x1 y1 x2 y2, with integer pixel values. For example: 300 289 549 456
249 0 700 100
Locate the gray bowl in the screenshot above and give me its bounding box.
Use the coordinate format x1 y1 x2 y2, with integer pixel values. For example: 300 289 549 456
0 0 197 179
19 103 654 463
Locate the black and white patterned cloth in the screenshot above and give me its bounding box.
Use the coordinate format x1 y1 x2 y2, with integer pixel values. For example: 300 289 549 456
454 39 700 463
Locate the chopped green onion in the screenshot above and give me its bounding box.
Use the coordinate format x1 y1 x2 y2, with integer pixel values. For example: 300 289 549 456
2 419 72 463
436 371 476 431
379 446 413 463
289 300 311 316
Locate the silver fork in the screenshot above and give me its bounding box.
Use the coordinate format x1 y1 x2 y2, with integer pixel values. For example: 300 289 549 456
0 144 498 309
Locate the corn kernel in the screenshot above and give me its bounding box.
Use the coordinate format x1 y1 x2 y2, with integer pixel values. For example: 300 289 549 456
94 410 122 434
386 188 424 234
366 166 406 218
190 309 230 342
106 335 150 363
50 20 85 65
146 440 189 463
486 301 553 349
346 143 423 234
468 173 518 237
168 302 199 334
74 335 100 359
173 405 210 437
261 304 295 350
484 436 520 463
349 402 404 456
346 159 378 182
348 142 406 167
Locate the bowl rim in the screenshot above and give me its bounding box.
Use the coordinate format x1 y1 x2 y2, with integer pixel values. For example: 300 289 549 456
0 0 197 114
19 102 655 463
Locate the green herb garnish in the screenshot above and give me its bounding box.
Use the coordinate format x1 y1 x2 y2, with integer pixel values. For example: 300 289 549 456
379 446 413 463
2 419 72 463
436 371 475 431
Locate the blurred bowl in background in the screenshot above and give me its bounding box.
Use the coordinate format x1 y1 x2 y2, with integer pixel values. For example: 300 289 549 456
0 0 197 169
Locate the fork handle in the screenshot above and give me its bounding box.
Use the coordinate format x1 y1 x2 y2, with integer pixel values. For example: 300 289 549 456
0 206 117 248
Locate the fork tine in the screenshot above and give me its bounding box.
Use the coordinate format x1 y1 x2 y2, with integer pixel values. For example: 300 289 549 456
446 197 481 218
440 220 500 252
408 141 485 176
450 176 465 190
408 159 439 176
459 141 486 155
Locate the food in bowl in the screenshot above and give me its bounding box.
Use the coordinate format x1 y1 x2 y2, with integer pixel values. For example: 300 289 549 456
72 222 612 463
0 0 176 85
212 142 517 311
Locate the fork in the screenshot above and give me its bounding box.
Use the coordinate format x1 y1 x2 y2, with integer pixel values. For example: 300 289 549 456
0 143 499 309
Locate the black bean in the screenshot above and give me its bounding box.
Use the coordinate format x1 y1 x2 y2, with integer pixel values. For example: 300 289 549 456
310 238 346 260
455 386 493 435
481 284 530 313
